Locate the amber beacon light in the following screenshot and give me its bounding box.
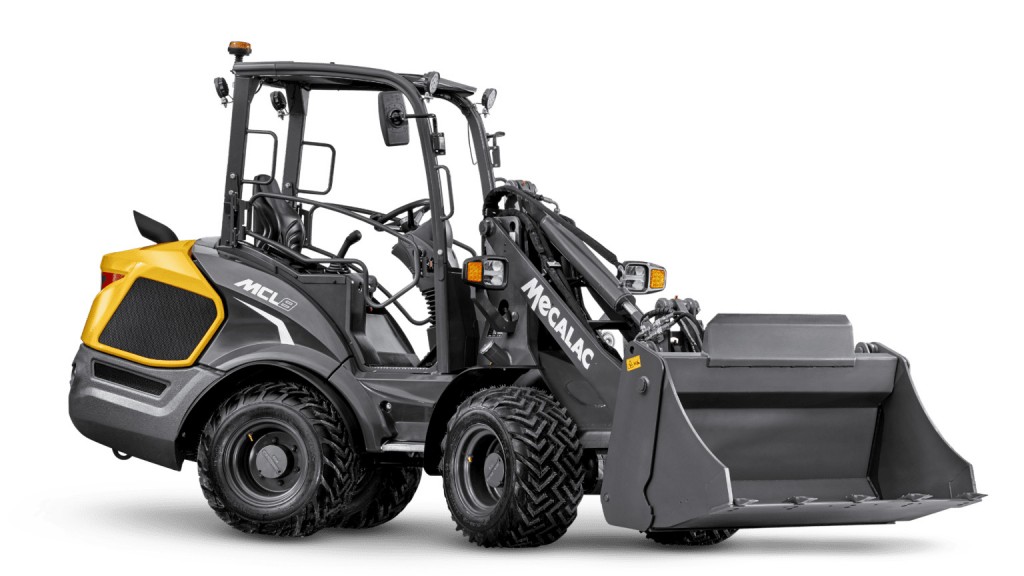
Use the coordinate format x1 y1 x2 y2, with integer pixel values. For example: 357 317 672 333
228 41 252 62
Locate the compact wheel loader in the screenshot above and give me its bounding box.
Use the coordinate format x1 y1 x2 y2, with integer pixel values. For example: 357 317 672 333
69 42 983 547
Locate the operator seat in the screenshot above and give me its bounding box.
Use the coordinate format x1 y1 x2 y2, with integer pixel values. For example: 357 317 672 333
250 176 305 253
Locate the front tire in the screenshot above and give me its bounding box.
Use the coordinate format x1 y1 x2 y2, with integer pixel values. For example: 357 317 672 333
442 387 584 548
646 528 738 546
197 381 359 537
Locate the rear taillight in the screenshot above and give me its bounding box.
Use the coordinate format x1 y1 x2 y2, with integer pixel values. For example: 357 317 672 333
101 272 124 289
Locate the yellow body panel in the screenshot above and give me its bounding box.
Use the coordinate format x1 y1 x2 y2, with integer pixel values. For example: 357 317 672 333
81 240 224 368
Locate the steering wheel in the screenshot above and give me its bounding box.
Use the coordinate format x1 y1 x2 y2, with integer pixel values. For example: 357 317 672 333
370 198 431 232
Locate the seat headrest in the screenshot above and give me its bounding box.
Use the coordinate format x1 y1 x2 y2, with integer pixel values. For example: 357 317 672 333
250 176 305 253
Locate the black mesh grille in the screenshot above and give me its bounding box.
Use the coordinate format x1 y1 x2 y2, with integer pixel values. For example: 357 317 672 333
99 278 217 361
93 362 167 396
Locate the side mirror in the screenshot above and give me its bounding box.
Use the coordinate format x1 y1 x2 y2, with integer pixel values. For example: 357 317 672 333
618 261 667 294
378 91 410 147
462 257 508 290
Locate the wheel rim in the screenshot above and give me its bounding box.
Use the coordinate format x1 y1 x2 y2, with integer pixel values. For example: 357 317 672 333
453 423 507 517
220 417 310 508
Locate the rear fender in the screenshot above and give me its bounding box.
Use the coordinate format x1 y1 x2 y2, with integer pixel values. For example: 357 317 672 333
179 357 392 457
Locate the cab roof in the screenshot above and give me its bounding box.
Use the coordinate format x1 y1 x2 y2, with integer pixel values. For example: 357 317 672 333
232 61 476 96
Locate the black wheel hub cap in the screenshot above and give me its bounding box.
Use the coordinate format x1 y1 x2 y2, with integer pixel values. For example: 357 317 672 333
484 452 505 488
255 444 290 479
222 419 309 506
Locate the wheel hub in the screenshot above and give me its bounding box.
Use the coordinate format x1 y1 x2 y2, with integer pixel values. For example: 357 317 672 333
220 421 308 502
484 452 504 488
453 423 508 517
256 444 290 479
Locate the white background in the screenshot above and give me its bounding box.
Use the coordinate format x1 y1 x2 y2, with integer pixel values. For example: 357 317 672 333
2 1 1021 573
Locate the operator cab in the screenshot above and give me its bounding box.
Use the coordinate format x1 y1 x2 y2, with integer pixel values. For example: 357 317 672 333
216 56 493 374
247 174 423 368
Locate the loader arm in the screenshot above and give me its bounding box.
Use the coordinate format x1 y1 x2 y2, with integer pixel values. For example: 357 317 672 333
478 220 625 438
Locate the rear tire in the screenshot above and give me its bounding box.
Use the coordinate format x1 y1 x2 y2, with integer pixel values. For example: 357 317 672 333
197 381 359 537
645 528 738 546
329 464 421 529
442 387 584 548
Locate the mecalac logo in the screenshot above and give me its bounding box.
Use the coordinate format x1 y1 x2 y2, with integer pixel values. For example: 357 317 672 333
234 279 298 312
521 277 595 369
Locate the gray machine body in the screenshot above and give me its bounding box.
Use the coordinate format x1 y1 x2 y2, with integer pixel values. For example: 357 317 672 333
68 236 982 531
68 58 980 534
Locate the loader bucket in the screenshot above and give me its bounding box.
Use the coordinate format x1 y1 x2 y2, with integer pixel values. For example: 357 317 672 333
602 315 982 532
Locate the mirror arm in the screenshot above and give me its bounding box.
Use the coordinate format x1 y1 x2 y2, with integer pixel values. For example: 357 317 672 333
398 111 437 129
393 111 446 155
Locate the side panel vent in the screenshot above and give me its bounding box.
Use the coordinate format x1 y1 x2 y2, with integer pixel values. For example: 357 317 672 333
93 362 168 396
99 278 218 361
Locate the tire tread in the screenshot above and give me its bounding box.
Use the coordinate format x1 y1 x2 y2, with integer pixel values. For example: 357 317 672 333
197 381 358 537
331 465 421 529
443 386 584 548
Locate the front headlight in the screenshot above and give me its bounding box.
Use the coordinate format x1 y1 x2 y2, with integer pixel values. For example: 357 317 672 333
619 261 667 294
621 263 649 292
482 259 505 287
